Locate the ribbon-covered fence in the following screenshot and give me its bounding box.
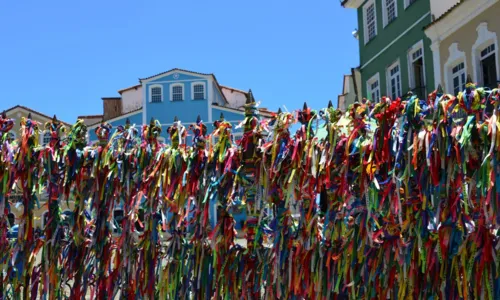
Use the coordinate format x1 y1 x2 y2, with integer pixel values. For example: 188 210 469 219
0 82 499 299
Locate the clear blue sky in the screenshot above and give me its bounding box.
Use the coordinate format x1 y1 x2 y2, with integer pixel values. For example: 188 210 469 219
0 0 359 123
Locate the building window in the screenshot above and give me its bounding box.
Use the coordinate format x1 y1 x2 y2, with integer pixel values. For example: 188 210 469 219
404 0 418 9
367 73 380 103
480 43 497 89
192 83 205 100
445 43 467 95
408 41 425 99
452 62 466 95
151 88 162 102
43 131 51 146
170 84 184 101
387 61 402 100
472 23 499 89
363 0 377 44
382 0 397 27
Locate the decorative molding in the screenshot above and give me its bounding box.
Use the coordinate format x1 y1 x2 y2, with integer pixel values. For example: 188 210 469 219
366 72 381 102
472 22 499 84
382 0 398 28
342 0 364 9
430 41 442 87
148 84 163 103
386 59 402 99
425 0 497 44
191 81 207 100
363 0 377 45
169 83 185 102
444 43 467 93
361 12 430 69
407 40 426 91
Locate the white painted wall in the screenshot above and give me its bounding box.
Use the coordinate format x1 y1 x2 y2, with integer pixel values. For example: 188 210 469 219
431 0 459 20
221 87 247 109
121 86 142 114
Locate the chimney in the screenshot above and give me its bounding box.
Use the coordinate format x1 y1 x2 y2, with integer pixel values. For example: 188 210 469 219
102 97 123 121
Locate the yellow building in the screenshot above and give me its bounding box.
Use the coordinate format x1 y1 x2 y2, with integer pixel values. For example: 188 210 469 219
2 105 73 229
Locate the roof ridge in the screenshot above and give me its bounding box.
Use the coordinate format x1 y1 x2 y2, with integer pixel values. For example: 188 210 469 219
220 85 249 94
139 68 214 81
4 105 72 126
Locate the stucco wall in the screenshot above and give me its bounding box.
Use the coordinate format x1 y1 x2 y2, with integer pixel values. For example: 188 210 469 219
438 2 500 89
144 72 211 126
87 110 143 142
3 107 69 146
221 87 247 109
357 0 434 99
121 86 142 114
430 0 459 20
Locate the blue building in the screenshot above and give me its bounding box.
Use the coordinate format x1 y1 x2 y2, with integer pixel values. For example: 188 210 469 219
84 68 273 144
81 68 273 233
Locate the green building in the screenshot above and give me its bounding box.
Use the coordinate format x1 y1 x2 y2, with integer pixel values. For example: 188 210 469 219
341 0 434 101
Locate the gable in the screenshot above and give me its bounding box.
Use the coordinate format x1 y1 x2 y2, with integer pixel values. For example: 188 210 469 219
149 72 206 82
141 69 210 83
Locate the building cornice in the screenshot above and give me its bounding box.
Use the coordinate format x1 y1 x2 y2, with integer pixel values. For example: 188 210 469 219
425 0 497 44
341 0 364 9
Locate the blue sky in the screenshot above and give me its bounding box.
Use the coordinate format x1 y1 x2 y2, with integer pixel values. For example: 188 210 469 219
0 0 359 123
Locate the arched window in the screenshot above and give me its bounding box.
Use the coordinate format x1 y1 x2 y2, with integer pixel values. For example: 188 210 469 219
444 43 467 95
472 23 499 88
192 82 206 100
170 84 184 101
149 85 163 103
43 131 51 146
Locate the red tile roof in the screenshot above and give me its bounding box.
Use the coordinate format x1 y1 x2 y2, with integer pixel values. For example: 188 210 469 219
87 107 143 127
77 114 103 119
424 1 464 30
139 68 213 81
220 85 249 94
117 84 141 94
3 105 71 126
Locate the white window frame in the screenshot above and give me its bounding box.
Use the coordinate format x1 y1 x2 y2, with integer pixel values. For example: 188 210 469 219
404 0 417 9
472 22 499 86
382 0 397 28
386 60 402 100
42 131 51 146
407 40 426 90
191 82 206 100
363 0 377 45
452 62 466 95
366 73 381 103
149 84 163 103
170 83 184 101
444 43 467 94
